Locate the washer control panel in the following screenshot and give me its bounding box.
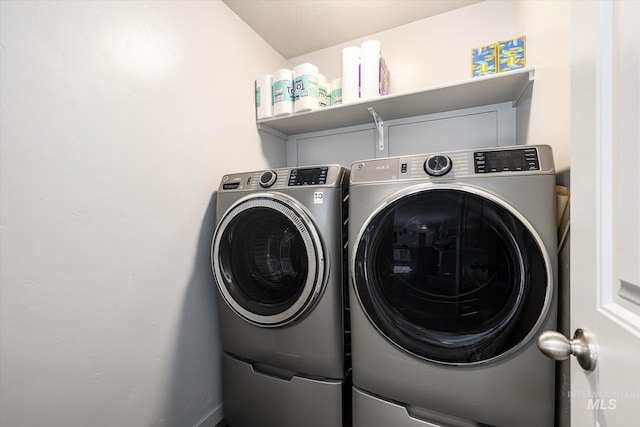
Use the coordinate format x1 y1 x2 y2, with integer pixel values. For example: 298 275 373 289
219 165 344 192
288 167 329 186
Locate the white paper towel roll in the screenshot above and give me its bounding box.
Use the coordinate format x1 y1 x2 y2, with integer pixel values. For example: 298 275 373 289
255 74 273 119
318 74 328 108
360 40 382 99
331 78 342 106
342 46 361 104
272 68 294 117
293 63 319 113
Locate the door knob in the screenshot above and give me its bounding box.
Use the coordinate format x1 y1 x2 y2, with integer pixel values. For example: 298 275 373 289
537 328 597 371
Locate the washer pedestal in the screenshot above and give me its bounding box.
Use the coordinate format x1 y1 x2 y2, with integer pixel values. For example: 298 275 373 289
223 353 347 427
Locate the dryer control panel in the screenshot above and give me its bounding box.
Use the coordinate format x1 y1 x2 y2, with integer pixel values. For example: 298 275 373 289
350 145 555 184
474 147 540 173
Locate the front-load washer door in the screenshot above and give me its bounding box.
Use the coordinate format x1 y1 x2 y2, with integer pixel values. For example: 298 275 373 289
212 193 325 327
353 186 552 365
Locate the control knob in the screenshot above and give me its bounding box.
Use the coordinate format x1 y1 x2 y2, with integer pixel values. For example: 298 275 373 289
259 170 277 188
424 154 452 176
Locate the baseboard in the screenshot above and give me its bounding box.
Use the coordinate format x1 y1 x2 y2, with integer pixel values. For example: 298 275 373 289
195 403 224 427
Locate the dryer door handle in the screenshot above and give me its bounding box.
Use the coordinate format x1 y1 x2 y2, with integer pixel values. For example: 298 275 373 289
537 328 598 371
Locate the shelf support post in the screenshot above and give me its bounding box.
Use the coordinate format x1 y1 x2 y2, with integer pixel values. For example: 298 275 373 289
368 107 385 151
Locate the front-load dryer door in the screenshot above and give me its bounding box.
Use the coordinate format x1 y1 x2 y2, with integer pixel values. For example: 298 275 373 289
353 186 552 365
212 193 325 327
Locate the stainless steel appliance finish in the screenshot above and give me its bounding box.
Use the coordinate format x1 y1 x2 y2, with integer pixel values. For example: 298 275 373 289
211 165 349 427
348 145 557 427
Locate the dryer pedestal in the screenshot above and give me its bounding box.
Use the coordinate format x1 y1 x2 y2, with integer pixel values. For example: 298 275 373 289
353 387 442 427
223 353 348 427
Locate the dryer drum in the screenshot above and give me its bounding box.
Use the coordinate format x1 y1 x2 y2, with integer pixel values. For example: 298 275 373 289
354 189 548 364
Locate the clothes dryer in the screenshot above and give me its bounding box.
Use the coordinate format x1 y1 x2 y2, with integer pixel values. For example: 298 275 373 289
348 146 557 427
211 165 350 427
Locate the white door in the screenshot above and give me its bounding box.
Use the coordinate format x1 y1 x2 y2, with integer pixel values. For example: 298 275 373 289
567 0 640 425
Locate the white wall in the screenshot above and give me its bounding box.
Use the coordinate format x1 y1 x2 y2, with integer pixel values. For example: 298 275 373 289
287 0 571 185
0 1 285 426
515 0 571 185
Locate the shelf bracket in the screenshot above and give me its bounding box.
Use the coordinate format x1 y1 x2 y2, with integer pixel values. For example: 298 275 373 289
368 107 385 151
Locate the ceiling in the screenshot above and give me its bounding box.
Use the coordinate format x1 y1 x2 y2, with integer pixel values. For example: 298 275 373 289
222 0 483 59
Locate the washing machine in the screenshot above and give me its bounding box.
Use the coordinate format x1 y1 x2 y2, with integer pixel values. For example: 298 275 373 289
211 165 350 427
348 145 557 427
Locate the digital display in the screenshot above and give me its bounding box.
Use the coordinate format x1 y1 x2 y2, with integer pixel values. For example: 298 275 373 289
474 148 539 174
288 167 328 186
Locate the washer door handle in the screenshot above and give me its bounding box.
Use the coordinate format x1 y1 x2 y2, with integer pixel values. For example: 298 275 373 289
537 328 597 371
